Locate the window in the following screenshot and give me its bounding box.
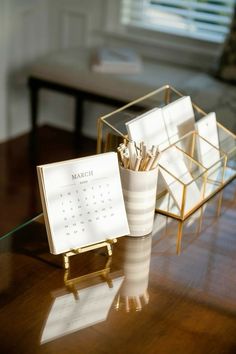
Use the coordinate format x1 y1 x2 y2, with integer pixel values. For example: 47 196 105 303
121 0 235 43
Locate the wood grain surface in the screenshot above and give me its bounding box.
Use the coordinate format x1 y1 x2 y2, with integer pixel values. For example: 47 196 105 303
0 179 236 354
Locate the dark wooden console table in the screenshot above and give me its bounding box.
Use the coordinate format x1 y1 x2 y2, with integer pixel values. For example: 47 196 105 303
27 48 159 155
28 76 129 151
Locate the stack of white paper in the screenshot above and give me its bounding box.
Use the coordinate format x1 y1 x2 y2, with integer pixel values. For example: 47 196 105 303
91 47 142 74
125 107 169 151
126 96 195 151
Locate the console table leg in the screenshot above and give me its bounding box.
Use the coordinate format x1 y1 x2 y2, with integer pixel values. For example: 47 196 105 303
28 79 39 161
75 95 84 150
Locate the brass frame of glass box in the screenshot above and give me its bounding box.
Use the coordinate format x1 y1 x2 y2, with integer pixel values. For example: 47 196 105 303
156 131 229 220
97 84 236 220
153 186 225 256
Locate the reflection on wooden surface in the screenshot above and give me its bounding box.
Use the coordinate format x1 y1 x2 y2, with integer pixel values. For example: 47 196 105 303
151 181 236 314
64 256 113 300
0 180 236 353
115 235 152 312
41 272 123 344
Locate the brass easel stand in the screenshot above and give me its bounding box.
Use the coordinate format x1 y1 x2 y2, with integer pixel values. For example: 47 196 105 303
63 238 117 270
64 256 113 300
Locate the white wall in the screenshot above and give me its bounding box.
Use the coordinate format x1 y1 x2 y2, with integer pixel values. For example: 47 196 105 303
0 0 50 141
0 0 234 142
0 1 8 141
38 0 108 138
0 0 107 142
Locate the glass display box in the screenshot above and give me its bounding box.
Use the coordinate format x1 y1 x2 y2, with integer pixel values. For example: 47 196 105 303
97 85 236 220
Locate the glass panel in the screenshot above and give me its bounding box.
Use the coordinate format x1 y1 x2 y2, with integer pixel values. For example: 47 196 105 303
98 85 183 153
217 123 236 177
0 213 43 240
97 85 236 220
175 131 228 199
156 146 206 219
156 189 182 218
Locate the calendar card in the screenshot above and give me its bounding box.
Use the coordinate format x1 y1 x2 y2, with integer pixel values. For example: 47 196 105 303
195 112 220 168
37 152 130 254
159 146 201 213
162 96 195 144
125 107 169 151
195 113 221 194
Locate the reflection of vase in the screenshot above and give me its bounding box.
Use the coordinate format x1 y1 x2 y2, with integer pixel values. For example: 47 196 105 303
116 234 152 311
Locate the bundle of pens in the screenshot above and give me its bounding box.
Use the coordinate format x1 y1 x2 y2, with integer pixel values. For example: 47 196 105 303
117 141 160 171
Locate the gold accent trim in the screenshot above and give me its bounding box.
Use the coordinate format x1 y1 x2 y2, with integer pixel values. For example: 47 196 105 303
97 84 236 220
63 239 117 270
156 173 236 221
64 257 113 299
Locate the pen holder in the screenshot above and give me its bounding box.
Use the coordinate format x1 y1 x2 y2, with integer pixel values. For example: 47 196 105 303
119 165 158 236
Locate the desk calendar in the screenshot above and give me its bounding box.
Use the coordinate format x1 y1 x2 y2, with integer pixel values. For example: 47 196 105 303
37 152 130 254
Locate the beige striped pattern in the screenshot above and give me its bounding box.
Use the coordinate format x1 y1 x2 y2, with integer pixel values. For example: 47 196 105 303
120 166 158 236
120 235 152 297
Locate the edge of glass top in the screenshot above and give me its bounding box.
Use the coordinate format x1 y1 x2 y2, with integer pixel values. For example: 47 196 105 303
1 213 44 241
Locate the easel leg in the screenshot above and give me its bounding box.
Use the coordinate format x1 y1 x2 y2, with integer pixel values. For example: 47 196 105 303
63 254 70 270
107 243 112 256
75 95 84 150
28 79 39 162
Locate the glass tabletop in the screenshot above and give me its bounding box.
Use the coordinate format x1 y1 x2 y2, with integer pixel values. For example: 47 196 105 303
1 180 236 354
1 213 44 241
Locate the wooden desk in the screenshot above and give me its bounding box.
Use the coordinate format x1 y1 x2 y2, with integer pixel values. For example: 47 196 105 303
1 180 236 354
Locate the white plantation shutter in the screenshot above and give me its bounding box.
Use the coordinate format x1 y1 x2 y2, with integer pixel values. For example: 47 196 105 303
121 0 235 43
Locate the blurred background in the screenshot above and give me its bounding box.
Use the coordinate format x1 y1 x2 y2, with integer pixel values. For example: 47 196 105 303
0 0 235 234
